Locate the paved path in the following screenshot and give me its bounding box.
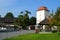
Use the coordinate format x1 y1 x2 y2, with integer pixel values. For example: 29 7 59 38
0 30 35 40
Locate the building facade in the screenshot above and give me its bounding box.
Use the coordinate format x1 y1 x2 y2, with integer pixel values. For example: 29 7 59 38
36 6 50 31
0 18 17 30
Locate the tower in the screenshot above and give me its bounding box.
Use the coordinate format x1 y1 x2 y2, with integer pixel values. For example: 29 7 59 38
36 6 49 24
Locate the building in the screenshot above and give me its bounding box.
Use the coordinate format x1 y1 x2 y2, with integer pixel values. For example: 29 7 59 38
0 18 17 30
36 6 50 31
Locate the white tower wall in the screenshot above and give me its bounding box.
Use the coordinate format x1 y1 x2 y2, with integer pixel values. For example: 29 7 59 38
36 10 46 24
36 10 49 24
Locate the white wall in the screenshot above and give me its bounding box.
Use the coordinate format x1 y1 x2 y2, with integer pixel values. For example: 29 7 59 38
43 25 46 30
36 10 49 24
36 10 45 24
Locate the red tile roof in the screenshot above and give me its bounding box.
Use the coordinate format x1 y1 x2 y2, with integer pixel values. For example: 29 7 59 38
37 6 49 11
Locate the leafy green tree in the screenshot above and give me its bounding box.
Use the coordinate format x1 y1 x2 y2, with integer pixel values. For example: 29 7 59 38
54 7 60 26
49 13 54 26
53 7 60 31
48 7 60 31
15 10 31 29
4 12 14 18
54 7 60 20
23 10 31 26
29 17 36 25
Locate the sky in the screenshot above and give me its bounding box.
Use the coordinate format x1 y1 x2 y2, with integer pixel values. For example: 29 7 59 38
0 0 60 17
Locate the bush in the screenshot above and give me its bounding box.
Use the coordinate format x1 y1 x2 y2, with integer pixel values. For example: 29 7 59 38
52 30 57 33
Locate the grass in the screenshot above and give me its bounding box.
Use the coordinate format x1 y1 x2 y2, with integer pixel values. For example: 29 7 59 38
4 33 60 40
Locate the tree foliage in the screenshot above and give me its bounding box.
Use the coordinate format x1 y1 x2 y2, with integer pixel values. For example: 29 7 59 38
48 7 60 31
4 12 14 18
49 7 60 26
29 17 36 25
47 7 60 31
54 7 60 26
15 10 31 29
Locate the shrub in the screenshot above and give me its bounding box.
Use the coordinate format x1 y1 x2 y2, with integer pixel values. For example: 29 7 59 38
52 30 57 33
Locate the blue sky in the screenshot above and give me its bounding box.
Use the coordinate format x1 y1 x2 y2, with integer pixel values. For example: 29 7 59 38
0 0 60 17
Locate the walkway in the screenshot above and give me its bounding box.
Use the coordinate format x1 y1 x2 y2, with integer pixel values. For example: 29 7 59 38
0 30 35 40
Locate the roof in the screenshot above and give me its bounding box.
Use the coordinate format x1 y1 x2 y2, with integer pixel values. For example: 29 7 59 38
39 19 49 25
37 6 49 11
39 17 53 25
0 18 17 23
0 18 17 27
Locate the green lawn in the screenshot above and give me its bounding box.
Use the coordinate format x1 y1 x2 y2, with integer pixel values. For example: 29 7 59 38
4 33 60 40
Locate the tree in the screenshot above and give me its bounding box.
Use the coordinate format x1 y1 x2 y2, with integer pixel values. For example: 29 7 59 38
15 10 31 29
48 10 55 27
14 11 24 26
49 7 60 31
29 17 36 25
53 7 60 31
4 12 14 18
23 10 31 26
54 7 60 26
